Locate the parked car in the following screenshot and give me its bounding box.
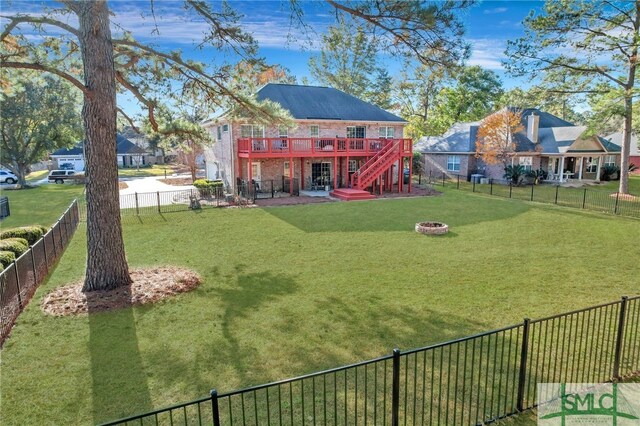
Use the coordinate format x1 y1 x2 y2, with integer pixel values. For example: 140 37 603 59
0 170 18 184
48 170 84 184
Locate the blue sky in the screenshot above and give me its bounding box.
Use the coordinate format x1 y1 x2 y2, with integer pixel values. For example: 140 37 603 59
3 1 545 115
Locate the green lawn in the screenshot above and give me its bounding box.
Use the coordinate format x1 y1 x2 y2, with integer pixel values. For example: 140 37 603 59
1 191 639 425
25 170 49 183
0 184 84 228
117 164 177 178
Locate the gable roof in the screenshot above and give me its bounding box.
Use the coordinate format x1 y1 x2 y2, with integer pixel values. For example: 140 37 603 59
605 132 638 155
418 108 618 155
52 134 148 156
256 83 406 123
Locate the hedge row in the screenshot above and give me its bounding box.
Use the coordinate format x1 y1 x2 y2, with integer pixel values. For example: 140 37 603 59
0 225 48 245
0 238 29 257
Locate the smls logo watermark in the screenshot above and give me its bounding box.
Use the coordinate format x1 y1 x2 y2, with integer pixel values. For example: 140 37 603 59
538 383 640 425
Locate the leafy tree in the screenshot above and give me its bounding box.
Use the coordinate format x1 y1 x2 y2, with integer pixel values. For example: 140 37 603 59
308 19 378 98
475 109 524 166
505 0 639 194
1 0 473 292
430 66 504 128
583 83 640 136
1 72 82 186
367 68 394 110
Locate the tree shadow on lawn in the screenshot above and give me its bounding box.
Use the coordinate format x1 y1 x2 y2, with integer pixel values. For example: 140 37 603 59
136 267 299 399
262 195 531 233
87 286 153 424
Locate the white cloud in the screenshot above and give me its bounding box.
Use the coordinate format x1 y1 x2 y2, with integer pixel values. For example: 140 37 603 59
483 7 508 15
467 38 506 70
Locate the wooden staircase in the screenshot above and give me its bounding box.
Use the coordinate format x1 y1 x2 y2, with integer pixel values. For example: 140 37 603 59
330 140 402 201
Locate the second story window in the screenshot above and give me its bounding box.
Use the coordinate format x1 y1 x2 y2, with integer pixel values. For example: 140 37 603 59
379 127 395 138
347 126 366 138
310 125 319 138
240 124 264 138
278 126 288 138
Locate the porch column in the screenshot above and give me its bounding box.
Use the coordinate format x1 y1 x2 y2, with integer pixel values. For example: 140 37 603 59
559 156 565 183
289 155 294 194
408 154 412 193
397 159 403 193
346 155 350 188
237 158 242 192
301 158 305 191
334 155 338 190
578 157 584 180
595 155 602 182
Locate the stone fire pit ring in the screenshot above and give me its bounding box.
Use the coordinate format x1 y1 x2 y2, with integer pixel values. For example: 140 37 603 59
415 221 449 236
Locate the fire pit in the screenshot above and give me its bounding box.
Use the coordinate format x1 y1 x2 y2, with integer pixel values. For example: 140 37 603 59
415 221 449 236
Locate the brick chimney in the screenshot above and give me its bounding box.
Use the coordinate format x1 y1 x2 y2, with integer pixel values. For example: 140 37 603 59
527 113 539 143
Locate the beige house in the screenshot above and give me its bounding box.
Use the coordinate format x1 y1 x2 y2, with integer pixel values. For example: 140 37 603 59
417 108 621 183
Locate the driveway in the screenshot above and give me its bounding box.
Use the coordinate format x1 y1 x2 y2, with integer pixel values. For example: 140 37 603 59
120 176 195 208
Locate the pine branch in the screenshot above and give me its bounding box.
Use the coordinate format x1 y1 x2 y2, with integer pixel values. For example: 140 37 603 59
0 14 80 41
0 60 90 95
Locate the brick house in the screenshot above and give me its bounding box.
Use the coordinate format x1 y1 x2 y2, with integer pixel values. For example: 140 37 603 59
202 84 412 200
417 108 621 183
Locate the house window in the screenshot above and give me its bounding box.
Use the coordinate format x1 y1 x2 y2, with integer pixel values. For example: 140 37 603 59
604 155 616 167
222 124 229 132
348 160 357 172
310 125 319 138
347 126 366 138
217 126 222 140
518 156 533 171
379 127 395 138
447 155 461 172
283 161 290 177
586 157 599 173
240 124 264 138
278 126 288 138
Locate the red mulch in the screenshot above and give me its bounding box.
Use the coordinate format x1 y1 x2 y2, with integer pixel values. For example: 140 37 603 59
41 267 201 316
255 196 336 207
610 192 639 201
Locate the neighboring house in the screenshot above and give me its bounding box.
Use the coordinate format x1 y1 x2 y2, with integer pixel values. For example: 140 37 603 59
51 134 154 170
417 108 621 183
605 132 639 170
202 83 412 199
120 126 165 164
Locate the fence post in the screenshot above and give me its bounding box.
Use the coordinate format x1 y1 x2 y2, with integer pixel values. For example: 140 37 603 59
530 184 534 202
509 182 513 198
157 191 161 213
271 180 275 198
30 248 37 283
392 348 401 426
613 296 628 380
457 174 460 189
516 318 531 412
555 185 559 204
13 262 22 309
135 192 139 215
472 177 476 192
442 173 445 187
582 188 587 209
418 173 421 185
210 389 221 426
490 179 493 195
614 192 620 214
42 233 49 273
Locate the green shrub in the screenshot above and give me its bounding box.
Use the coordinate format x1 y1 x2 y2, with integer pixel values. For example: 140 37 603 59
503 165 526 185
600 165 620 181
0 250 16 267
193 179 223 197
0 226 45 245
0 238 29 257
37 225 49 234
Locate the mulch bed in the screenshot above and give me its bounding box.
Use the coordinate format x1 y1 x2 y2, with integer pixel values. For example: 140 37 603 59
118 182 128 190
160 178 193 186
41 267 201 316
375 186 441 198
610 192 639 201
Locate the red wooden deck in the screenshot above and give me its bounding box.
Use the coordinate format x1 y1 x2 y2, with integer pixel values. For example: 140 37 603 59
237 138 412 158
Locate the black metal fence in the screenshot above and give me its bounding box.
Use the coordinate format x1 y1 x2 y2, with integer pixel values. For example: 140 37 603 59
102 295 640 425
237 177 300 202
0 199 80 345
421 172 640 218
0 196 9 219
78 188 228 221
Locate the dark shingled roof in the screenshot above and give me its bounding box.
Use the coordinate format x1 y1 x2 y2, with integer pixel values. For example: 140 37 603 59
512 107 575 128
256 83 406 122
52 134 147 156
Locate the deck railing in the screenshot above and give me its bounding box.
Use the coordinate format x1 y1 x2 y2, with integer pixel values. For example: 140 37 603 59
238 138 412 157
101 295 640 425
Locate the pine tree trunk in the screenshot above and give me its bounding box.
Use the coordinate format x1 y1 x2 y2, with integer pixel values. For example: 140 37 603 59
77 1 132 292
618 94 632 195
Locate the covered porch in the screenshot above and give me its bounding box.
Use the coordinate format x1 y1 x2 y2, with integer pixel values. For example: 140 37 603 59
544 154 616 183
